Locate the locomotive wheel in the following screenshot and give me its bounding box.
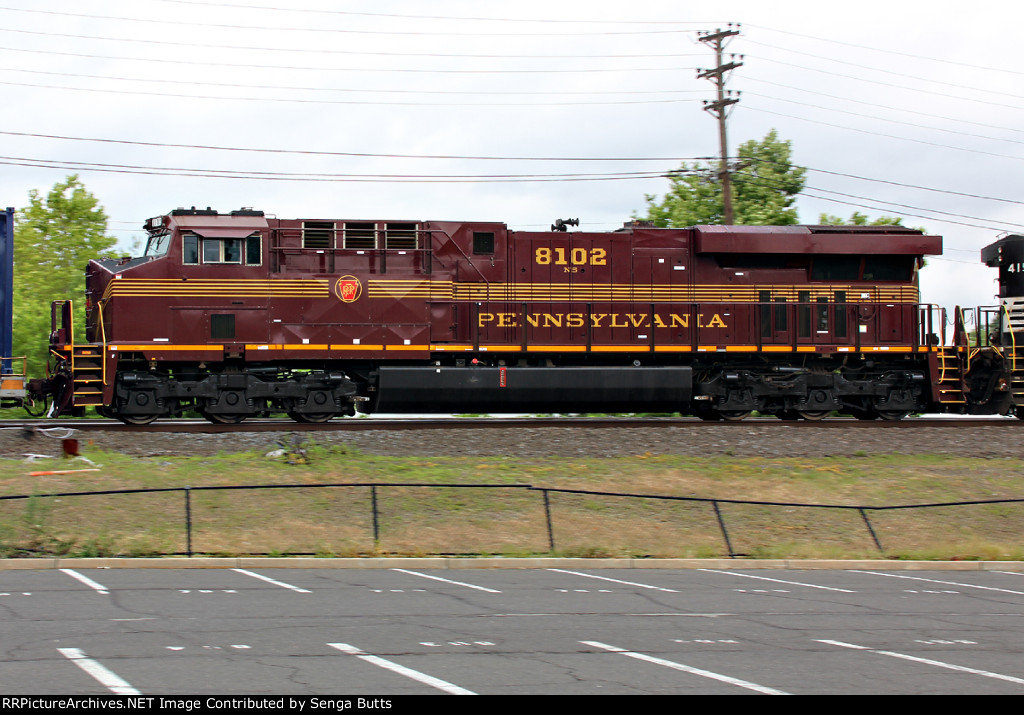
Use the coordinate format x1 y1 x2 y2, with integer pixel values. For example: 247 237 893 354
795 410 830 421
202 412 247 425
117 413 159 426
875 410 910 421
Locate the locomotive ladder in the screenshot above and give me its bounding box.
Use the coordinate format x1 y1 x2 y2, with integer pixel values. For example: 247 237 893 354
68 344 104 407
1009 345 1024 408
933 346 966 405
1001 302 1024 409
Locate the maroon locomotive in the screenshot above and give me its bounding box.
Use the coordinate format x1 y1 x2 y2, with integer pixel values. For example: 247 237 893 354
30 208 1021 423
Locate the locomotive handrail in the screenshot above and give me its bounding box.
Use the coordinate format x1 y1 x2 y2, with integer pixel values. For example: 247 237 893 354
97 299 108 387
51 299 74 346
266 245 437 254
954 307 971 373
1003 303 1017 377
0 355 26 376
0 355 28 406
916 304 945 348
0 354 25 378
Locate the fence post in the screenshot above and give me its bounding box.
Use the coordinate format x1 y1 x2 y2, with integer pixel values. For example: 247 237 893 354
541 489 555 552
370 485 380 546
858 508 884 552
711 500 736 558
184 487 192 558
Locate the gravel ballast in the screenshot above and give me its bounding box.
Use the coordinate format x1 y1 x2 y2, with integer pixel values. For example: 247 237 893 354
2 420 1020 460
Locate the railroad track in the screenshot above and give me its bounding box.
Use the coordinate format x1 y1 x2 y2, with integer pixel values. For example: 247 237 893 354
2 416 1018 433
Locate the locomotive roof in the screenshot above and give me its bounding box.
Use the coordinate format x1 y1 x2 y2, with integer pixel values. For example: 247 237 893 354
173 213 269 233
693 224 942 256
154 209 942 257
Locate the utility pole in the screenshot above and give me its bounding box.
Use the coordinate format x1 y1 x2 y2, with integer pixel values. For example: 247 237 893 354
697 25 743 225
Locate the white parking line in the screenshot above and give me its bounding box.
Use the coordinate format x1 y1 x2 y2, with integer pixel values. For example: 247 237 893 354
231 568 311 593
851 570 1024 595
58 648 140 695
581 641 789 695
327 643 476 695
390 568 501 593
547 569 679 593
699 569 855 593
817 639 1024 686
59 568 109 595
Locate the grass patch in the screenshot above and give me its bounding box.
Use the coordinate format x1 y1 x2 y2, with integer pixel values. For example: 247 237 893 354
0 443 1021 559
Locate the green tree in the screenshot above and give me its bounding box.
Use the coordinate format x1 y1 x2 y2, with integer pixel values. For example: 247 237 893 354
818 211 928 237
818 211 907 227
13 176 117 377
641 129 806 226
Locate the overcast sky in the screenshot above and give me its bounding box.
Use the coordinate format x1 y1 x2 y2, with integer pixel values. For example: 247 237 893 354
1 0 1022 316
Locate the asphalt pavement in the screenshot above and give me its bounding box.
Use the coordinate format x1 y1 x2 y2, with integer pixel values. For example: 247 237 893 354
2 563 1024 695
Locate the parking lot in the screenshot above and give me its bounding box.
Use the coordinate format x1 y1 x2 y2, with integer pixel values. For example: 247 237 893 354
3 566 1024 695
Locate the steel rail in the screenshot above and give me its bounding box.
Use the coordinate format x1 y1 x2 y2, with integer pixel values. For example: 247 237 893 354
0 416 1017 433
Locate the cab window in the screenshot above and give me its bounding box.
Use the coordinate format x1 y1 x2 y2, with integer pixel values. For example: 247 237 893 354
144 232 171 258
204 238 242 263
183 233 261 265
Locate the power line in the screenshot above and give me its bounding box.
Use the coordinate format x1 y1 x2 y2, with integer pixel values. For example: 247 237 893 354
0 6 692 37
146 0 717 26
800 184 1024 234
0 129 712 163
0 44 704 72
0 156 679 183
754 56 1024 111
0 153 679 181
0 66 702 100
796 187 1016 235
744 91 1024 147
742 76 1024 136
0 42 703 64
746 158 1024 207
744 39 1024 102
0 28 692 71
8 126 1022 209
747 23 1024 76
743 104 1024 163
0 78 700 107
656 158 1022 238
0 29 692 69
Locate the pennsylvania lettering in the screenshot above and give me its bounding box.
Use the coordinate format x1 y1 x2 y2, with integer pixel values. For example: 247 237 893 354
478 311 728 329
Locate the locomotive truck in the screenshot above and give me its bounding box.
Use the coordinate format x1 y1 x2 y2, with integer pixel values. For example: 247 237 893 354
20 208 1024 423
